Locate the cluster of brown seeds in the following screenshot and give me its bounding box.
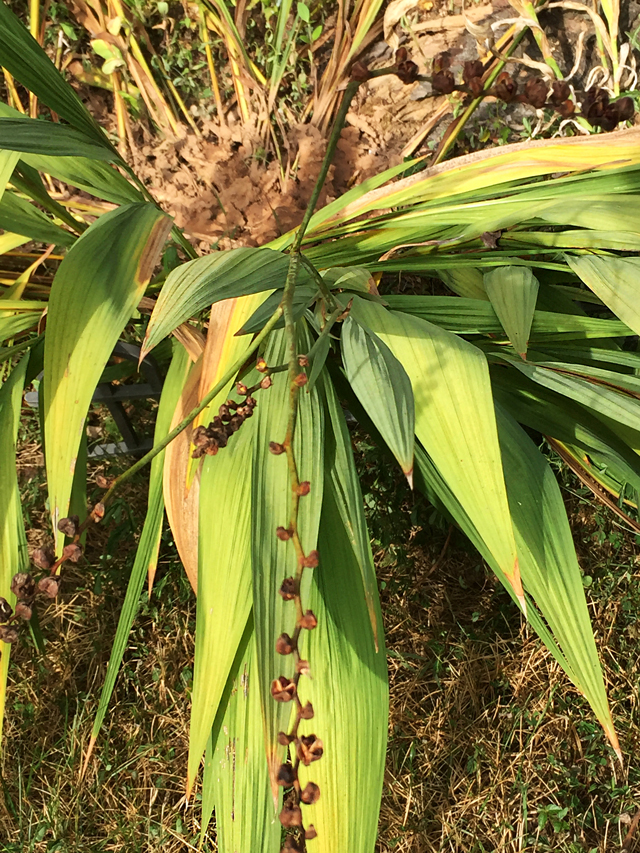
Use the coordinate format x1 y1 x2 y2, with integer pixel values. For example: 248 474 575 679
192 386 259 458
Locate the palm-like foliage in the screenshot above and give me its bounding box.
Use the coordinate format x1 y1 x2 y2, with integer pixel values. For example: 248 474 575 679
2 3 640 848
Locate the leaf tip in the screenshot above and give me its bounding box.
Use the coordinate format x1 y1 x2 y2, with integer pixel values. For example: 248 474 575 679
404 467 414 490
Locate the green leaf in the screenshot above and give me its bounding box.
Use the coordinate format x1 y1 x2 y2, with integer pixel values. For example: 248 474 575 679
437 266 488 300
187 417 256 792
0 116 117 161
297 472 388 853
0 2 115 152
83 342 190 772
0 310 40 344
44 203 170 550
202 620 281 853
566 255 640 337
237 284 317 335
0 190 77 246
142 248 313 359
342 315 415 484
350 296 524 605
0 354 30 742
251 324 324 795
484 266 539 359
0 149 19 204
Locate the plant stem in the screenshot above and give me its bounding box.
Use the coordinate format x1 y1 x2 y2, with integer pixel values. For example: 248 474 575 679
101 304 283 506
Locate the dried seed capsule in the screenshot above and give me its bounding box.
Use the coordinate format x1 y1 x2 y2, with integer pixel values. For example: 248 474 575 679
300 701 314 720
62 543 83 563
236 382 248 396
279 577 296 600
296 734 324 765
38 576 60 599
11 572 35 600
31 548 54 570
57 515 80 538
305 826 318 840
15 601 32 621
260 376 272 390
293 373 308 387
276 527 292 541
92 502 105 522
493 71 518 103
228 415 244 432
463 60 484 84
0 625 19 644
282 837 304 852
269 442 285 455
218 404 231 422
271 676 296 702
350 60 371 82
556 99 575 118
432 51 451 73
549 79 570 105
279 805 303 827
523 76 549 109
432 70 455 95
0 597 12 622
277 731 294 746
276 633 295 655
300 781 321 804
276 762 297 786
296 659 310 677
256 356 268 373
192 426 209 447
96 474 111 489
301 550 319 568
299 610 318 630
297 481 311 496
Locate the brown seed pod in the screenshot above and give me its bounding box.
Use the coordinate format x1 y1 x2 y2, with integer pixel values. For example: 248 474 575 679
297 481 311 496
396 59 419 85
432 70 455 95
31 548 54 570
276 526 292 541
92 502 105 522
57 515 80 538
260 376 273 390
0 597 12 622
523 77 549 109
95 474 114 489
300 701 314 720
275 633 295 655
299 610 318 630
301 550 319 568
271 676 296 702
11 572 35 600
277 731 294 746
279 577 297 600
300 781 321 804
350 60 371 82
281 837 304 852
256 356 268 373
276 762 297 786
293 373 308 387
305 825 318 840
297 354 310 367
236 382 248 396
556 99 575 118
279 805 303 828
15 601 32 621
296 734 324 765
432 51 452 73
614 96 635 122
296 659 311 677
62 543 83 563
549 80 571 105
38 576 60 599
0 625 19 644
269 442 285 455
463 60 484 83
493 71 518 103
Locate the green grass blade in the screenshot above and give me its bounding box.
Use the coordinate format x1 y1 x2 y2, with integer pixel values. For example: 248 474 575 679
350 296 525 605
251 324 324 796
342 315 415 484
0 312 40 345
484 266 539 359
0 354 30 742
566 255 640 337
202 618 281 852
0 149 19 203
297 470 388 852
83 342 190 773
0 190 77 247
19 153 143 204
44 203 170 549
0 2 115 152
0 116 117 161
187 419 256 794
141 248 314 359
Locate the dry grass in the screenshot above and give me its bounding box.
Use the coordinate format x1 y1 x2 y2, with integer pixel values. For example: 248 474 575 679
2 420 640 852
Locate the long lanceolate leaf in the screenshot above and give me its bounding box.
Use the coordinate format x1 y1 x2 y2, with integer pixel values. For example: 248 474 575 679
202 621 281 853
251 325 324 796
0 2 115 154
0 354 30 743
0 116 117 161
296 375 388 853
341 315 415 485
82 342 191 774
566 255 640 337
44 204 170 549
484 266 539 359
350 297 525 608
